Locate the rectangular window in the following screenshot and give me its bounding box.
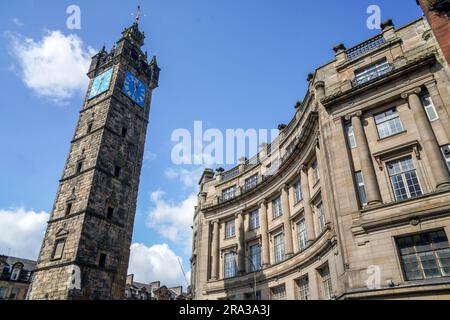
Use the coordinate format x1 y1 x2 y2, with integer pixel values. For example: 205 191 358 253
274 233 285 263
65 203 73 216
318 263 333 300
354 59 391 85
0 287 7 299
99 253 107 268
296 276 310 300
345 123 357 148
271 284 286 300
294 180 303 203
114 166 121 178
374 108 404 139
225 220 235 238
272 197 282 219
297 219 308 251
355 171 367 206
387 157 422 201
76 161 83 173
87 123 93 133
312 160 320 184
421 93 439 122
249 244 261 271
52 238 66 260
249 209 260 230
244 291 261 300
222 186 236 201
10 267 21 281
9 288 19 300
224 252 236 278
244 175 258 191
397 230 450 281
440 145 450 172
121 126 128 138
107 206 114 219
316 201 326 233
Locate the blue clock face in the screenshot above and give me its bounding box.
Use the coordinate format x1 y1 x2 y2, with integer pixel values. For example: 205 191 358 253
122 70 147 107
89 67 113 99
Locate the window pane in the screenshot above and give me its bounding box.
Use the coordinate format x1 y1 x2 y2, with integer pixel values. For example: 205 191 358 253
402 254 423 280
440 145 450 172
375 108 403 138
436 249 450 276
421 94 439 121
345 124 357 148
224 253 236 278
419 252 440 278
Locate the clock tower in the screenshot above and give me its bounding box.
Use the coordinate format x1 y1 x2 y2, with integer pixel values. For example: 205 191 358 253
28 18 160 300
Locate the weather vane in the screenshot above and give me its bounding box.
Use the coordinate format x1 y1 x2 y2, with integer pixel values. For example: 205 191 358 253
131 5 147 23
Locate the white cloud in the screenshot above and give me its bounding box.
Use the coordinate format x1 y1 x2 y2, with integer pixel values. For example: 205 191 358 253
12 18 24 27
146 191 196 251
164 166 204 188
0 208 49 260
144 151 157 162
128 243 189 288
8 30 96 103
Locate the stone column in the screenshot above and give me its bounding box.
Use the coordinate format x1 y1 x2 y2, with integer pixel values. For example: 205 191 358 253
402 88 450 190
300 165 315 243
259 200 270 267
236 211 245 274
281 185 294 257
346 111 382 205
210 220 219 280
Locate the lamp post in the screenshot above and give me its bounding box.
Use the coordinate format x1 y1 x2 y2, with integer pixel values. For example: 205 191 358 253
226 249 259 300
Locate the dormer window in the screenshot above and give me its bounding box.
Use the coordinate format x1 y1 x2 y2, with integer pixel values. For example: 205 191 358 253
354 59 392 86
10 264 22 281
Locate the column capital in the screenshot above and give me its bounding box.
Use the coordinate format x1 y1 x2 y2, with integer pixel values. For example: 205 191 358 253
401 87 422 99
300 163 309 172
344 110 362 121
258 199 268 207
279 183 289 193
211 219 220 225
234 210 244 218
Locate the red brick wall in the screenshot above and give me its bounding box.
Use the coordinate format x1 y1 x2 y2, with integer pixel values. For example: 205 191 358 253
418 0 450 65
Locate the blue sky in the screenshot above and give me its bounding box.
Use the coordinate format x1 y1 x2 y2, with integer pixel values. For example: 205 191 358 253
0 1 422 286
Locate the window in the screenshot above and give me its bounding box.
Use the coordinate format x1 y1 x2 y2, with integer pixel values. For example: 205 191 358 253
345 123 357 148
244 175 258 191
355 171 367 206
318 263 333 300
271 284 286 300
9 288 19 300
354 59 391 85
397 230 450 281
114 166 121 178
99 253 107 268
0 287 7 299
107 206 114 219
312 160 320 184
65 203 73 216
52 238 66 260
244 291 261 300
274 233 285 263
272 197 282 219
421 93 438 122
224 252 236 278
121 127 128 138
249 244 261 271
10 266 21 281
387 157 422 201
441 145 450 172
222 186 236 201
76 161 83 173
294 180 303 203
316 201 326 233
249 209 259 230
225 220 235 238
87 123 93 133
297 219 308 251
374 108 404 139
296 276 310 300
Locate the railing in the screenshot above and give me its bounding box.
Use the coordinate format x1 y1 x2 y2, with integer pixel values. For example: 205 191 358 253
222 166 240 181
353 62 393 86
346 34 386 61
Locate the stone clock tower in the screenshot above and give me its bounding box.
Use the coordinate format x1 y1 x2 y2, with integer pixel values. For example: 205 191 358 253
28 18 160 300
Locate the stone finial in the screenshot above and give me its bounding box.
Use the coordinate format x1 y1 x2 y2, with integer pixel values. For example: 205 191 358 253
307 73 314 82
295 101 302 109
278 124 287 131
216 167 224 173
380 19 394 31
333 43 347 54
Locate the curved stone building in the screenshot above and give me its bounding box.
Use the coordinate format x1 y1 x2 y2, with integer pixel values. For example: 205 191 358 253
191 16 450 300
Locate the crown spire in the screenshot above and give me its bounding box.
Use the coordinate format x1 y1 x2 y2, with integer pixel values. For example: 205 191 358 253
134 5 141 24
